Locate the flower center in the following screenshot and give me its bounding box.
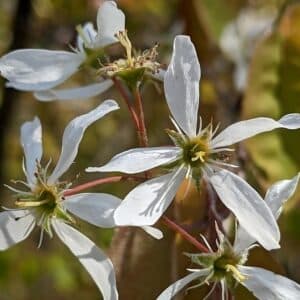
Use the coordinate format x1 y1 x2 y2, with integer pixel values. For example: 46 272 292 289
212 253 245 284
8 163 74 236
98 30 161 85
182 136 210 168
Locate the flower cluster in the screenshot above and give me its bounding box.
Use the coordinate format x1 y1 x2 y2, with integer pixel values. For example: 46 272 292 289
0 1 300 300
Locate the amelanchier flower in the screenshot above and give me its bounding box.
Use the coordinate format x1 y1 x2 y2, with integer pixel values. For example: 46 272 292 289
157 173 300 300
0 100 161 299
0 1 125 101
87 35 300 251
219 7 276 91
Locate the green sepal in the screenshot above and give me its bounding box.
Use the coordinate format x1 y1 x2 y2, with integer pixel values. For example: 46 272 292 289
117 67 146 90
165 129 186 147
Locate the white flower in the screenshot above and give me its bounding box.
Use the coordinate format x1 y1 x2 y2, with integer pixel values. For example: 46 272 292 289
220 7 276 91
0 1 125 101
87 35 300 251
157 174 300 299
0 100 123 299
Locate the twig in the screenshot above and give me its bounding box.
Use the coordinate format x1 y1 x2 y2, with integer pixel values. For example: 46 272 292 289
162 216 209 253
64 175 144 196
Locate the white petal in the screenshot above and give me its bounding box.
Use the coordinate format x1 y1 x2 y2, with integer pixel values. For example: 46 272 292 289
234 173 300 253
141 226 163 239
208 169 280 251
114 166 186 226
0 210 35 250
52 220 118 300
211 114 300 149
34 80 113 101
86 147 180 174
63 193 121 228
239 266 300 300
265 173 300 219
48 100 119 184
20 117 43 186
157 269 211 300
77 22 97 52
93 1 125 48
164 35 201 137
0 49 84 91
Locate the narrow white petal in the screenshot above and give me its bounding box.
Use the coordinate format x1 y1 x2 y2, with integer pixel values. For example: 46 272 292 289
265 173 300 218
208 169 280 250
211 114 300 148
141 226 163 240
0 210 35 250
63 193 121 228
93 1 125 48
87 147 180 174
239 266 300 300
0 49 84 91
77 22 97 51
235 173 300 252
164 35 201 137
48 100 119 184
34 80 113 101
20 117 43 186
114 166 186 226
157 269 211 300
52 220 118 300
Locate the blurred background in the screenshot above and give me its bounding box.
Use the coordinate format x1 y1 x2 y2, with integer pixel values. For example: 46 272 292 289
0 0 299 299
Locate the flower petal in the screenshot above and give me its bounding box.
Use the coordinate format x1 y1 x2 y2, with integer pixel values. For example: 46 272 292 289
157 269 211 300
34 80 113 101
21 117 43 186
239 266 300 300
164 35 201 137
48 100 119 184
77 22 97 52
0 49 84 91
141 226 163 240
265 173 300 218
93 1 125 48
114 166 186 226
0 210 35 250
63 193 121 228
208 168 280 251
211 114 300 148
52 220 117 300
86 147 180 174
234 173 300 253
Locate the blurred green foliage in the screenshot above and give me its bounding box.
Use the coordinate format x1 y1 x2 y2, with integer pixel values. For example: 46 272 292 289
0 0 300 299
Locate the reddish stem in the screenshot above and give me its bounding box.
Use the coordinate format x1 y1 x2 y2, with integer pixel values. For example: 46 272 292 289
112 77 140 132
134 86 148 147
162 216 209 253
64 175 143 197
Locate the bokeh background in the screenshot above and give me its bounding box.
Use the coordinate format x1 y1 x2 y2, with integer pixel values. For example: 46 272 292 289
0 0 299 299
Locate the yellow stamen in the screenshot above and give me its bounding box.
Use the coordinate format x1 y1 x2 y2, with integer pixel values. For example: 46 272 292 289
15 199 50 208
192 151 206 163
225 264 246 282
117 31 133 66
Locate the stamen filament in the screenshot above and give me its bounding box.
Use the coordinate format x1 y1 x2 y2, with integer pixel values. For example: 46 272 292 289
15 199 50 207
225 264 246 282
